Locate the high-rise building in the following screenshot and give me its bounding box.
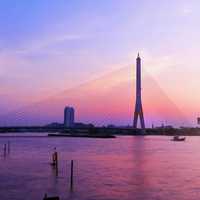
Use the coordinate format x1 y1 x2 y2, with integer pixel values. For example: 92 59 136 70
64 106 75 127
133 53 145 129
197 117 200 125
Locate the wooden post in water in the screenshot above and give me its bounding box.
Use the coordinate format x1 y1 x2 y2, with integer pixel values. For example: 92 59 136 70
43 193 60 200
52 148 58 167
51 148 58 177
4 144 6 154
7 141 10 153
70 160 74 190
44 193 47 199
55 164 58 177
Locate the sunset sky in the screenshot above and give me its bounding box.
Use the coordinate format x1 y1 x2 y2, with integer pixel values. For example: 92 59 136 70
0 0 200 127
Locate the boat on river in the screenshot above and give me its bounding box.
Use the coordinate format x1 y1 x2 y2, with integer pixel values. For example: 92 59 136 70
172 135 186 141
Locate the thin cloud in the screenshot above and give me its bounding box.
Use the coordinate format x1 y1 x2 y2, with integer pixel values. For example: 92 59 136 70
181 4 193 16
15 33 89 55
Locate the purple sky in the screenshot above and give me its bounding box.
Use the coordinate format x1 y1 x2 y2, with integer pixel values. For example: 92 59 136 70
0 0 200 126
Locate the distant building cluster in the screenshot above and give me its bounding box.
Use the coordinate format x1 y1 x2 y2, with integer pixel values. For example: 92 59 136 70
64 106 75 127
46 106 95 128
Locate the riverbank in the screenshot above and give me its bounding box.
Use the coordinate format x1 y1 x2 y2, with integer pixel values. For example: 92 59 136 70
0 126 200 136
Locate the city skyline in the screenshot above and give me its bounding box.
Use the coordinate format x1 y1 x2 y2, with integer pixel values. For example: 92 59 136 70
0 60 188 127
0 1 200 126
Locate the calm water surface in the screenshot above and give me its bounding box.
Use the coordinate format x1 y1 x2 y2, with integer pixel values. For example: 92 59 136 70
0 135 200 200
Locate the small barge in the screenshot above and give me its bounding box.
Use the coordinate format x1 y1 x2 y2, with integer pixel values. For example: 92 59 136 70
48 133 116 138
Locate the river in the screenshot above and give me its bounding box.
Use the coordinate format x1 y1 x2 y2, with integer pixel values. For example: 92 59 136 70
0 135 200 200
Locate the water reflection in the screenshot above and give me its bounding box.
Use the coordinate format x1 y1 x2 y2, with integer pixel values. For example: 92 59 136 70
132 136 149 200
